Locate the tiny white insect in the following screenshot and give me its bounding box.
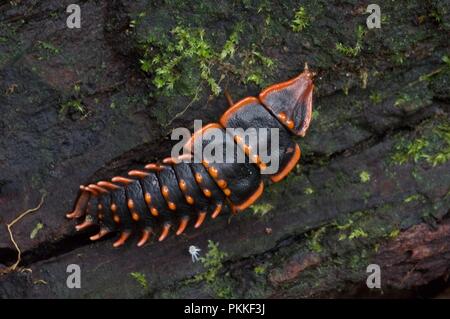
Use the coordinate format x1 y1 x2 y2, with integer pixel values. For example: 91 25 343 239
189 245 201 263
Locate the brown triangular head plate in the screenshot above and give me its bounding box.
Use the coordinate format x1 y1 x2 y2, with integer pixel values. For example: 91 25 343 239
259 66 314 137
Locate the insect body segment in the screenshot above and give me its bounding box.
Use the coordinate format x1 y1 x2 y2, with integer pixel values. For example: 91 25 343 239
66 65 315 247
219 96 301 183
186 124 263 212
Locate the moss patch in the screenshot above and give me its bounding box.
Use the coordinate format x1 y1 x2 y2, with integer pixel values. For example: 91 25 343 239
130 272 149 290
29 222 44 240
254 265 267 275
391 120 450 166
335 25 366 58
138 23 274 99
307 226 327 253
291 6 310 32
251 203 274 217
60 100 86 117
191 240 234 298
359 171 371 183
0 21 24 69
37 41 60 55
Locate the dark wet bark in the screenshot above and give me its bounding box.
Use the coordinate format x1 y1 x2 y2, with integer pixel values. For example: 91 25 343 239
0 0 449 298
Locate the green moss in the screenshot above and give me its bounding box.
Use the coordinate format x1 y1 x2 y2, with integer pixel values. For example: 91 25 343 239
30 222 44 239
394 93 412 107
373 243 380 252
73 84 81 93
369 92 382 104
0 22 24 68
392 138 428 164
130 272 149 290
419 56 450 83
139 23 274 99
59 83 87 118
388 229 400 238
291 6 310 32
287 204 408 289
391 122 450 166
139 26 217 96
392 51 406 65
335 219 354 231
349 249 368 270
337 233 347 241
254 265 266 275
192 240 233 298
429 8 443 24
308 226 327 253
220 24 242 60
335 43 358 58
348 228 368 240
335 25 366 57
129 12 146 29
333 214 372 241
37 41 60 55
393 85 432 112
443 55 450 67
239 46 275 86
312 109 319 120
403 194 423 203
194 240 227 283
60 99 86 116
251 203 274 217
427 124 450 166
359 171 371 183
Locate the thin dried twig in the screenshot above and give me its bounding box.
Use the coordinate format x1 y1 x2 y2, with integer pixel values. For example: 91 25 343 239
6 194 46 271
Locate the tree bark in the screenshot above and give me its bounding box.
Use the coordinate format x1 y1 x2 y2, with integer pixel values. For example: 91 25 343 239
0 0 449 298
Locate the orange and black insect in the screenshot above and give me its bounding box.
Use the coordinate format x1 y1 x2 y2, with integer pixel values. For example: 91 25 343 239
66 64 315 247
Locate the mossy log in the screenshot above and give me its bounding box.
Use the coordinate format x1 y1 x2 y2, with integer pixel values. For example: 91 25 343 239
0 0 449 298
